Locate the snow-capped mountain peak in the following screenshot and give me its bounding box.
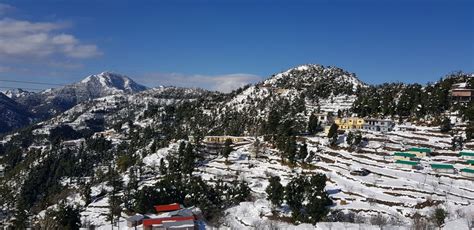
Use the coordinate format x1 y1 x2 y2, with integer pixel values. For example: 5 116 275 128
80 72 147 93
2 72 149 124
265 64 366 91
3 88 34 99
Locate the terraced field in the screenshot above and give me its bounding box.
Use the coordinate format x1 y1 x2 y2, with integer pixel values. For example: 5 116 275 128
80 126 474 229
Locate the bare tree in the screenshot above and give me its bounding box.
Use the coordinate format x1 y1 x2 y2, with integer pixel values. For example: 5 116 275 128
370 213 388 230
465 211 473 230
354 214 366 224
431 180 439 192
388 215 403 227
411 212 431 230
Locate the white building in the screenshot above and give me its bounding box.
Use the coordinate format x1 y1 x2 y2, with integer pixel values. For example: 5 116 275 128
363 118 395 132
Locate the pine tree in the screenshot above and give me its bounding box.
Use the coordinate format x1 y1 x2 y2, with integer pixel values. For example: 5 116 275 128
182 143 195 175
466 123 474 140
266 109 281 135
13 200 28 229
327 123 338 138
222 138 233 161
286 136 297 164
346 131 354 146
265 176 284 207
294 94 306 114
353 131 362 146
440 117 452 133
150 140 157 153
106 166 123 228
285 175 307 221
330 133 338 147
124 167 139 211
82 183 92 205
307 113 320 135
431 207 447 229
298 142 308 161
159 158 167 175
178 141 186 160
4 146 22 171
55 204 82 230
234 180 251 202
305 174 332 224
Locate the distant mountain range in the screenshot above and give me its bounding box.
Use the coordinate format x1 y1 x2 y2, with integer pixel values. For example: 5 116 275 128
0 65 471 135
0 72 147 134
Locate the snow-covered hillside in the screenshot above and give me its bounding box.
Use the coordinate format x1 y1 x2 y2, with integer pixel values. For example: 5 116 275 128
264 64 365 92
0 72 148 131
62 125 474 229
219 65 365 137
0 65 473 229
2 88 34 99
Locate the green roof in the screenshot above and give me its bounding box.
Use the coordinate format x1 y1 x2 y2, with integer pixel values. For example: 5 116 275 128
461 168 474 174
395 160 419 166
459 151 474 157
430 164 454 169
394 152 417 158
467 160 474 165
408 147 431 153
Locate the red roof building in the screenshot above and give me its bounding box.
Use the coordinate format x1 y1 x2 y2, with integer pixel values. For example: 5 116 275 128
154 203 181 212
143 216 194 226
142 203 196 230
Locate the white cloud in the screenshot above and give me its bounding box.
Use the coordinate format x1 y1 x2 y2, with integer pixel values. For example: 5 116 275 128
0 18 101 59
141 72 263 93
0 3 14 15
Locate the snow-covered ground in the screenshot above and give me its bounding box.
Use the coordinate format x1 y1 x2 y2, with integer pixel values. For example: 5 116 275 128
75 125 474 229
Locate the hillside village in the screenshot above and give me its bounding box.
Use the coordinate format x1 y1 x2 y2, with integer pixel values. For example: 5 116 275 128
0 65 473 229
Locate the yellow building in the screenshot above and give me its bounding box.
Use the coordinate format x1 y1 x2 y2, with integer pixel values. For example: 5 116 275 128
393 152 417 161
203 136 247 144
406 147 431 158
334 117 365 130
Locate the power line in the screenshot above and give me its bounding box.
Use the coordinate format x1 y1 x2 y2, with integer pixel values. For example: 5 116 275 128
0 86 44 91
0 79 65 86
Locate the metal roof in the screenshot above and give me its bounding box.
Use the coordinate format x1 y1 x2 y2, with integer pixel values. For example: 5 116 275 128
154 203 181 212
395 160 418 166
394 152 416 158
430 164 454 169
163 220 195 228
460 151 474 157
168 208 193 217
408 147 431 153
126 214 144 222
461 168 474 174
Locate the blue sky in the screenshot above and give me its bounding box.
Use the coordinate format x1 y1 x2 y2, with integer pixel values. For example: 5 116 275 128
0 0 472 92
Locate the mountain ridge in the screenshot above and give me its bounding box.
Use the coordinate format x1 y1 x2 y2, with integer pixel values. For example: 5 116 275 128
0 92 34 133
0 65 473 228
0 72 148 134
78 71 148 93
0 65 472 135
